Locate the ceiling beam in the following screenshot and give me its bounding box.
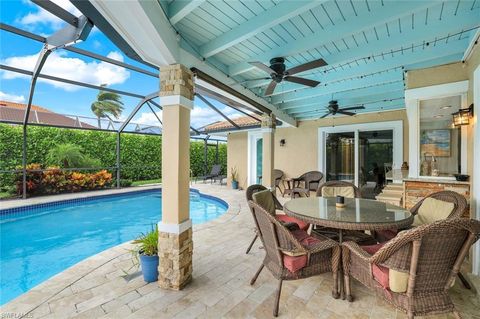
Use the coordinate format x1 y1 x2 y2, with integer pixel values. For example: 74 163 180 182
169 0 206 25
282 83 405 112
228 1 447 76
245 12 480 91
272 38 468 105
199 1 325 58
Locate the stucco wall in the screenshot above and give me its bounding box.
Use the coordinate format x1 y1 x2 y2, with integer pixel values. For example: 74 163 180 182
226 131 248 189
227 109 409 183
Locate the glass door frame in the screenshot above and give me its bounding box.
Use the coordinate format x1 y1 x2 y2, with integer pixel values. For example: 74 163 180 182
318 120 403 186
247 130 263 186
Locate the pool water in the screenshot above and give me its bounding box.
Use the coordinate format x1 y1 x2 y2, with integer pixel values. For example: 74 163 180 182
0 189 227 305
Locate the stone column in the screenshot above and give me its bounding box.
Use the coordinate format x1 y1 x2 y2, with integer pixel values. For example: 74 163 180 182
262 114 276 191
158 64 194 290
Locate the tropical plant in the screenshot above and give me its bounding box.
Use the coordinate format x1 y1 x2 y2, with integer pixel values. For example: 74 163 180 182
91 86 124 128
230 166 239 182
47 143 101 168
132 225 159 256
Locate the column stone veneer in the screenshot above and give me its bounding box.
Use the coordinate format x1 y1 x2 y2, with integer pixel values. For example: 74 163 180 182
158 64 194 290
262 114 275 191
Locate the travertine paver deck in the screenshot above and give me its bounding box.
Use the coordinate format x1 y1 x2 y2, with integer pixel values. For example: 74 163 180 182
1 184 479 319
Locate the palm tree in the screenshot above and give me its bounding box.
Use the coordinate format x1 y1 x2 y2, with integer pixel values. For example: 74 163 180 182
91 85 124 128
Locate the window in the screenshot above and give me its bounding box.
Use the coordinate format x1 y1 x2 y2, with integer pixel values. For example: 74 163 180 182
419 96 462 177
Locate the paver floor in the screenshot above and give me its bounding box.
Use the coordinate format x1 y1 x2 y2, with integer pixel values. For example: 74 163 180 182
1 184 479 318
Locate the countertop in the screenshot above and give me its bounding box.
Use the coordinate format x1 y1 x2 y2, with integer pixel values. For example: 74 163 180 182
403 177 470 185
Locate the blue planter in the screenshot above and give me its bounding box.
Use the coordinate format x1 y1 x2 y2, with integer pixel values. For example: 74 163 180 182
139 253 159 283
232 180 239 189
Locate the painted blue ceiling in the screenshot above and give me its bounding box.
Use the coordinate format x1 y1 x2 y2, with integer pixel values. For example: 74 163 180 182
159 0 479 120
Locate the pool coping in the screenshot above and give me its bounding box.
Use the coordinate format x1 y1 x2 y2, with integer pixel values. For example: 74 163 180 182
0 185 242 315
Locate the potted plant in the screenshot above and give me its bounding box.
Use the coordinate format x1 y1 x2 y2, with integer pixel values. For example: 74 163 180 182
132 225 159 283
231 166 239 190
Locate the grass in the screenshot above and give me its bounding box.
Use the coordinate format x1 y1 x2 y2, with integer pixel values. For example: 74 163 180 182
131 179 162 186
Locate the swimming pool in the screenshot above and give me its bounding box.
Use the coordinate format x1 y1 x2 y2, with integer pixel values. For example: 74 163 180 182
0 189 227 305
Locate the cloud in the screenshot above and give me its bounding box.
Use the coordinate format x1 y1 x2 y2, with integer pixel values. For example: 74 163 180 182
1 51 130 91
17 0 81 32
0 91 26 103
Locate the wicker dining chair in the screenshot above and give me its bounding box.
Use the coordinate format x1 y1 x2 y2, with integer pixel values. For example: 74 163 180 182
245 184 309 254
248 200 341 316
341 218 480 319
375 191 468 243
273 169 284 195
291 171 324 198
314 181 377 245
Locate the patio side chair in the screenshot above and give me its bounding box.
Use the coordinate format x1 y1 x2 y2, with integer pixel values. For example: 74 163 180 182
341 218 480 319
291 171 324 198
273 169 284 195
314 181 377 245
248 200 341 317
245 184 309 254
374 190 471 289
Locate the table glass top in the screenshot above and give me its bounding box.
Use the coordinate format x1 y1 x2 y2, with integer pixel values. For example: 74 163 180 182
284 197 411 224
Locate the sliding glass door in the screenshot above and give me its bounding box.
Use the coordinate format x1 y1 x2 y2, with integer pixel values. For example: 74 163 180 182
319 121 402 198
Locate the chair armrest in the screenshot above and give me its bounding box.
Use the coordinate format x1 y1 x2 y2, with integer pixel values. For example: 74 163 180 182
342 241 372 263
306 237 339 254
279 248 307 257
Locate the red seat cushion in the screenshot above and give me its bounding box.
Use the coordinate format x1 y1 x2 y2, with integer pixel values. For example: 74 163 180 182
283 230 321 273
276 215 309 230
361 243 389 290
376 229 398 243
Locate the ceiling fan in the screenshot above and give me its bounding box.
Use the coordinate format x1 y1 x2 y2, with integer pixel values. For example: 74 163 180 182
247 57 327 96
320 100 365 118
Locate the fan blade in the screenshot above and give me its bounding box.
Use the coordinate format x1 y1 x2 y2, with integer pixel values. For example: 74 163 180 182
238 77 271 84
320 112 331 119
340 106 365 111
284 76 320 87
264 81 277 96
286 58 327 75
249 61 276 75
337 111 356 116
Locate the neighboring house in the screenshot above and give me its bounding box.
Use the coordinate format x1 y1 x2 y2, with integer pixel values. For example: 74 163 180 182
0 100 96 129
202 115 262 134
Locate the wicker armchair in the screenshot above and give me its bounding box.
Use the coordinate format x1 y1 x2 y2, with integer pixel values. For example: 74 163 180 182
342 218 480 319
291 171 324 198
316 180 362 198
273 169 284 195
248 200 341 316
245 184 309 254
375 191 467 242
314 181 377 245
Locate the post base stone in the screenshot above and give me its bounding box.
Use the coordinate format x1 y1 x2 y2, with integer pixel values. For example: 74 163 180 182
158 227 193 290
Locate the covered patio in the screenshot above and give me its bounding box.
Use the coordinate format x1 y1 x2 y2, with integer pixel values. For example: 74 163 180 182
1 0 480 318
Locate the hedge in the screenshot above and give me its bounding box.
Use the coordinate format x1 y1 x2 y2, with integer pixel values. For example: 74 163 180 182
0 124 226 189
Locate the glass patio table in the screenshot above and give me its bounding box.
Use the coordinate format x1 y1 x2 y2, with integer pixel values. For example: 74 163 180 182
283 197 413 243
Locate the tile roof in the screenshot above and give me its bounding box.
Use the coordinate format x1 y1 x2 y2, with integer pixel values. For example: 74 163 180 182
203 115 261 132
0 100 96 129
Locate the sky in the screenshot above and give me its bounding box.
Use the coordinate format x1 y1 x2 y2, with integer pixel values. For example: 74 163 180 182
0 0 244 129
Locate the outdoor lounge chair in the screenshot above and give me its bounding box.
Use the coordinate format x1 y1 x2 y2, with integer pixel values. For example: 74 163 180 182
313 181 377 245
245 184 309 254
198 164 222 183
248 200 341 317
291 171 324 198
342 218 480 319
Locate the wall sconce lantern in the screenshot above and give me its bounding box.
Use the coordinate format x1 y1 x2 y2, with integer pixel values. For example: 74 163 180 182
279 139 286 147
452 104 473 127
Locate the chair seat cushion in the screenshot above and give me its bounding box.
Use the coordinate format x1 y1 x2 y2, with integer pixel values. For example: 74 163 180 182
276 215 309 230
375 229 398 243
283 230 321 273
361 243 409 293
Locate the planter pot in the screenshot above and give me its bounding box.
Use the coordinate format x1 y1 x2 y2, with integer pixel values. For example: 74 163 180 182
232 180 239 190
139 253 159 283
